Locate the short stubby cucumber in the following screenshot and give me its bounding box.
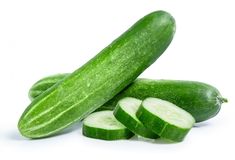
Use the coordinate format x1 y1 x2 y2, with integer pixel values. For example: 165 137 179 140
137 98 195 142
83 111 134 140
29 74 69 100
18 11 176 138
114 97 159 139
30 77 227 122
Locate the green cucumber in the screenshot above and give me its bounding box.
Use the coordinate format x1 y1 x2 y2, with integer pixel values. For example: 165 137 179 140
29 74 69 100
83 111 134 140
18 10 176 138
114 97 159 139
137 97 195 142
29 77 227 122
104 79 227 122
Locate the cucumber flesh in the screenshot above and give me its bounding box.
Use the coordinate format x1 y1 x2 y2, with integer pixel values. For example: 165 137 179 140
144 98 195 128
83 111 134 140
137 97 195 142
114 97 159 139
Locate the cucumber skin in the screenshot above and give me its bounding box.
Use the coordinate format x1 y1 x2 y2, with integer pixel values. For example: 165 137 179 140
114 101 159 139
30 77 225 122
136 106 191 142
103 79 225 122
18 11 176 138
29 74 69 100
83 125 134 140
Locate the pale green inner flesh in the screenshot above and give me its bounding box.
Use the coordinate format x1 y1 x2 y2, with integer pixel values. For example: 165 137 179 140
118 97 142 122
83 111 126 130
143 98 195 128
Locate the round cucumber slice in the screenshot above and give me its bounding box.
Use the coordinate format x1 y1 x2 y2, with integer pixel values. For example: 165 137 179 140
114 97 159 139
136 98 195 142
83 111 134 140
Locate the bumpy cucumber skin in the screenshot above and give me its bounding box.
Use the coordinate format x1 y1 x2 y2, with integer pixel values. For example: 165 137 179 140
18 11 176 138
114 101 159 139
103 79 226 122
29 74 69 100
83 125 134 140
136 104 192 142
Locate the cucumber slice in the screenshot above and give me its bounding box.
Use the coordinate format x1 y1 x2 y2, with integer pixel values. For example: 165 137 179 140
114 97 159 139
137 98 195 142
83 111 134 140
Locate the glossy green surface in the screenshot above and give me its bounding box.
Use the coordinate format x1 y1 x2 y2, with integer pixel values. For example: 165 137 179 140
104 79 227 122
29 74 69 100
18 11 176 138
30 77 226 123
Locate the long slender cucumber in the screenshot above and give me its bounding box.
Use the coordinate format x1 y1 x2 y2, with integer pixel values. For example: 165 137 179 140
30 77 227 122
18 11 176 138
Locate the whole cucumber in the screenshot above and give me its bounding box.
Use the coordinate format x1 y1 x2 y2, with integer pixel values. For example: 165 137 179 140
18 11 176 138
104 79 227 122
29 76 227 122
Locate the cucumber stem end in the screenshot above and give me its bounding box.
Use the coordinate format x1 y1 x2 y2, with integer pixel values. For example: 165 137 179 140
218 97 228 103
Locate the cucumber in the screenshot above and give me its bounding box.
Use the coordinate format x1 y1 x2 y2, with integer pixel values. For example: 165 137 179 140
83 111 134 140
29 74 69 100
29 77 227 122
18 11 176 138
114 97 159 139
103 79 227 122
136 98 195 142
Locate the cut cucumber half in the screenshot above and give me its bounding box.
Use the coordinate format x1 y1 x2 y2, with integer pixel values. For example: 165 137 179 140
83 111 134 140
137 98 195 142
114 97 159 139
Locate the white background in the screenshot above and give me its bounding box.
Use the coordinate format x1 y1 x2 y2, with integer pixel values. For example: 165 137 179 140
0 0 234 160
